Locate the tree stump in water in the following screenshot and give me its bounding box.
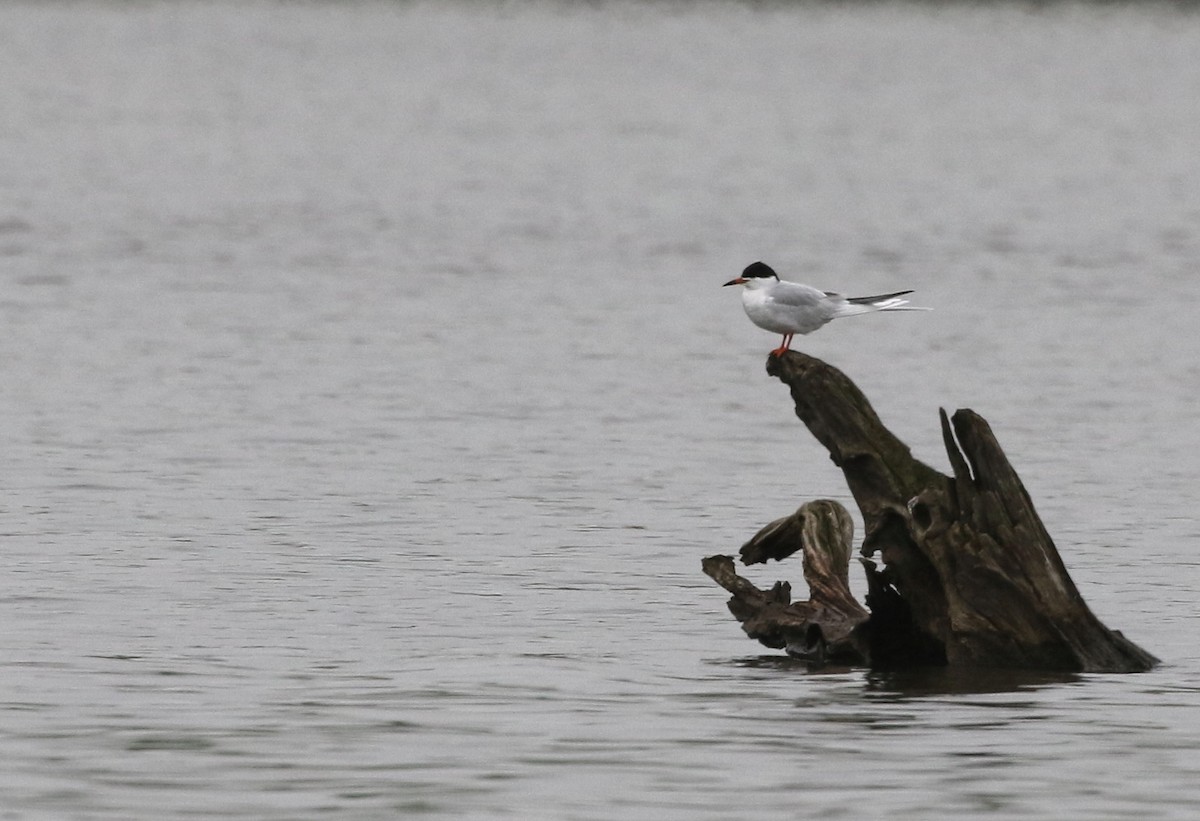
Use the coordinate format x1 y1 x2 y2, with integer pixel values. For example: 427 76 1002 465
703 351 1158 673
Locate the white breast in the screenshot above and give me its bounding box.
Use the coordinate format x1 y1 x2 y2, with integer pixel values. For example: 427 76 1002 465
742 283 836 335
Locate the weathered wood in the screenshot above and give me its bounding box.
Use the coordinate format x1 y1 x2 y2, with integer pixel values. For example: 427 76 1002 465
703 500 869 664
705 351 1157 673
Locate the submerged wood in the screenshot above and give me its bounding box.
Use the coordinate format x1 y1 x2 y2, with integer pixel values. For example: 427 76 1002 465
703 351 1157 673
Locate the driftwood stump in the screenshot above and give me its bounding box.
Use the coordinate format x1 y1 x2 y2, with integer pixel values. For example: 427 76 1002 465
704 351 1157 673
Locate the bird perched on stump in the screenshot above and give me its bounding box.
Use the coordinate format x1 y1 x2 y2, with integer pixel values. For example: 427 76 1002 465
723 261 929 356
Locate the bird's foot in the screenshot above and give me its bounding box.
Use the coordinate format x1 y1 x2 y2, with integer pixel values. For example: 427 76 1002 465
769 334 794 358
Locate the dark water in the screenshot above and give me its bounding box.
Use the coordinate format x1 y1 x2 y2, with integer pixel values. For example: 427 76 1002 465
2 2 1200 818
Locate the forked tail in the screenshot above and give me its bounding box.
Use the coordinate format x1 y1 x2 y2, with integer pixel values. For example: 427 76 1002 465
836 289 930 317
847 289 914 307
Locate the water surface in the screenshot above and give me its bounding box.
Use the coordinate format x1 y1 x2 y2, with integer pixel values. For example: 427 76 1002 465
2 2 1199 818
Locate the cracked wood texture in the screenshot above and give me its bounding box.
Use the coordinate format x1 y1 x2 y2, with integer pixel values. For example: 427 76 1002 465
703 500 869 664
703 351 1157 673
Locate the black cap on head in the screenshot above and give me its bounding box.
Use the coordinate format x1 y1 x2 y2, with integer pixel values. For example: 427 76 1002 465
742 261 778 280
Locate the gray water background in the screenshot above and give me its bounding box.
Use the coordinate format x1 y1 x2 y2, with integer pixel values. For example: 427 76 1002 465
2 1 1200 818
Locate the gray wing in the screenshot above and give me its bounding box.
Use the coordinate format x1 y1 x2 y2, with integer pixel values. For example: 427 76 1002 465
768 281 837 308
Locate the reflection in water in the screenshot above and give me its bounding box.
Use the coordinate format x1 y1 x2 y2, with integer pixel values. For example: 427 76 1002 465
725 655 1081 696
864 667 1081 698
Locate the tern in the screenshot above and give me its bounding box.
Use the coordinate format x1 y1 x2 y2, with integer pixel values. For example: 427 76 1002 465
723 261 929 356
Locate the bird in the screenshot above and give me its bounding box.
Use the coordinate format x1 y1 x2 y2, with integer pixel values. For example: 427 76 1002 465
723 261 929 356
